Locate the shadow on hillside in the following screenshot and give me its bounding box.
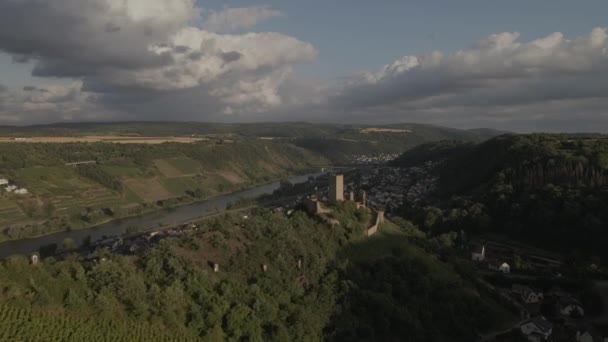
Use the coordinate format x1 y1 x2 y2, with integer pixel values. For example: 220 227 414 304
326 233 501 342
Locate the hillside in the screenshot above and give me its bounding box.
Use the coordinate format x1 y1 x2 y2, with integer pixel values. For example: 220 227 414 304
0 122 504 240
394 134 608 260
0 122 503 164
0 140 326 240
0 205 511 341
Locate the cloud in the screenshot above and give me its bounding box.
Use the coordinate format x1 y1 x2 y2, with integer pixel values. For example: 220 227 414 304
1 2 607 132
0 0 316 123
326 27 608 131
0 82 121 124
203 6 283 33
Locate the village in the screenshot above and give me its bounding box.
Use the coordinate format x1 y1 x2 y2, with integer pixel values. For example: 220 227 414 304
0 177 29 195
472 238 608 342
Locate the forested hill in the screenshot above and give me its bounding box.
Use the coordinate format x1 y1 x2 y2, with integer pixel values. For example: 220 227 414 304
394 134 608 260
0 205 510 341
436 134 608 195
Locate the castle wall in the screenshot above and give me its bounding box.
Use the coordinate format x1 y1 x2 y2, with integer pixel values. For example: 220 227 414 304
366 210 385 237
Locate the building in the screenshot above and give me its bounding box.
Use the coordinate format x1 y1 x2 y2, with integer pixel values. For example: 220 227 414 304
520 317 553 341
489 261 511 273
513 285 544 304
0 179 8 186
576 330 594 342
329 174 344 203
471 245 485 261
5 185 17 192
522 288 543 304
14 188 28 195
559 297 585 317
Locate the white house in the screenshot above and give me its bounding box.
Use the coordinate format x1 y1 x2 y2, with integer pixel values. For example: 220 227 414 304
576 331 594 342
559 297 585 317
5 185 17 192
0 179 8 186
522 289 543 304
471 245 485 261
499 262 511 274
513 285 544 304
520 317 553 341
14 188 28 195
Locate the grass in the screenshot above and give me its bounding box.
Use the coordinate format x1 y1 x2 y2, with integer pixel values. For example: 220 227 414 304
124 178 174 202
100 165 142 178
166 157 200 174
16 167 87 194
0 304 197 341
160 177 199 196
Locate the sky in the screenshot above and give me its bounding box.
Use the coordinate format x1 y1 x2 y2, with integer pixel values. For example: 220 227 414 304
0 0 607 132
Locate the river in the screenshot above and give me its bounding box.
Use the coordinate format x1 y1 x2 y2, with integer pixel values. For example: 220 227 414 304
0 172 322 258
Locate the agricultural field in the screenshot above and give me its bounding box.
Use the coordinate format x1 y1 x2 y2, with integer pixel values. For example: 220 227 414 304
12 167 126 210
154 157 199 178
0 139 329 240
100 164 142 177
0 136 206 144
0 305 196 341
124 178 175 202
0 199 29 227
160 177 201 196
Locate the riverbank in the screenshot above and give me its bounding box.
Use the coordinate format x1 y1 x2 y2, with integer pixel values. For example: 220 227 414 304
0 171 323 258
0 167 321 243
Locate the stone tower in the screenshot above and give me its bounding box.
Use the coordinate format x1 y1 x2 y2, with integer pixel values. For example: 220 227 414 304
329 174 344 203
359 190 367 207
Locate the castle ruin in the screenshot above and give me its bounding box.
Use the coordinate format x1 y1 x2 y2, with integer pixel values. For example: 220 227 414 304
329 174 344 203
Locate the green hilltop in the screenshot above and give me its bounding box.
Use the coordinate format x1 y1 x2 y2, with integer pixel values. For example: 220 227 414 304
0 204 512 341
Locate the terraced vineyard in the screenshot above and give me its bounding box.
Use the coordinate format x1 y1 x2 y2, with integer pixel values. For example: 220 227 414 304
0 305 196 341
50 187 123 212
0 140 329 240
0 201 28 226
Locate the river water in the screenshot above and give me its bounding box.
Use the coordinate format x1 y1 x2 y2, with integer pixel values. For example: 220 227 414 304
0 172 322 258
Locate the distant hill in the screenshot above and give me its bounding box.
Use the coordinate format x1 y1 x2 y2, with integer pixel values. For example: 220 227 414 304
0 121 504 139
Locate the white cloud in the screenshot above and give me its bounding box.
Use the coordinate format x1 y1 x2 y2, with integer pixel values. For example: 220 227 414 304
203 6 283 33
325 27 608 131
0 0 316 122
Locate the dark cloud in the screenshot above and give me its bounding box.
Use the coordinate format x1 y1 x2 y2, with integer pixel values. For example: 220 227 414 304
0 0 186 77
104 22 122 33
220 51 242 63
22 86 48 92
173 45 190 53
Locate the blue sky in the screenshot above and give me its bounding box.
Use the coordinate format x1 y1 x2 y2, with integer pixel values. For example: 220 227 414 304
199 0 608 77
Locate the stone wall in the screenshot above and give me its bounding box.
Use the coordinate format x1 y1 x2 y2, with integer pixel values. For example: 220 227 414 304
366 210 385 237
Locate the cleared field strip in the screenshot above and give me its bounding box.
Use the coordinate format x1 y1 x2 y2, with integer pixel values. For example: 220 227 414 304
124 178 174 202
154 158 199 178
0 136 207 144
154 159 186 178
0 204 28 225
50 187 122 209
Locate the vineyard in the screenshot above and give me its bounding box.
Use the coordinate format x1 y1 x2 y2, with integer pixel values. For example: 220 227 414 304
0 305 197 342
0 201 29 226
